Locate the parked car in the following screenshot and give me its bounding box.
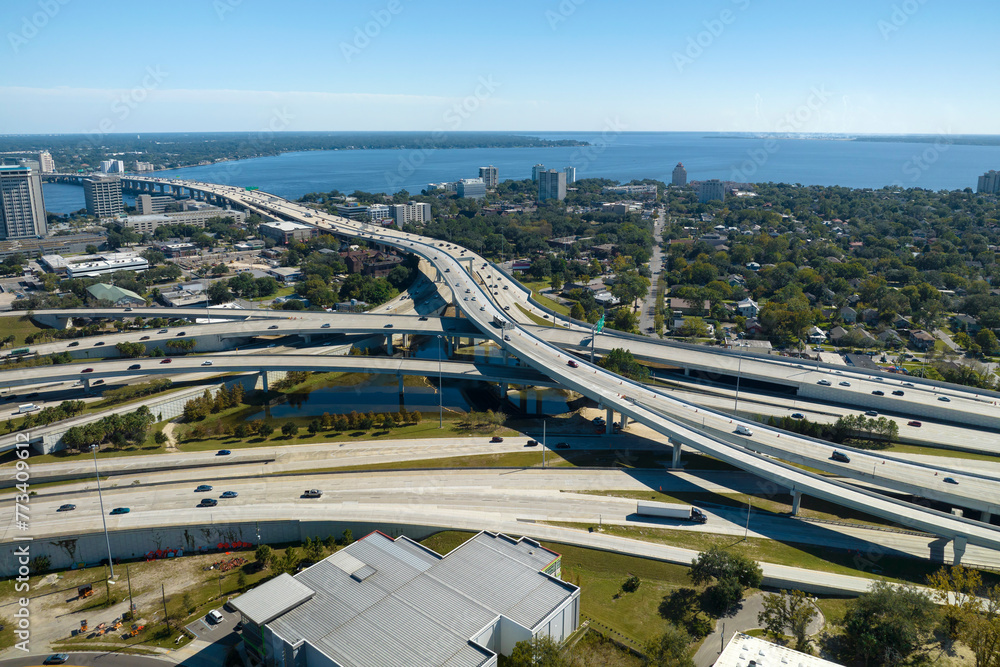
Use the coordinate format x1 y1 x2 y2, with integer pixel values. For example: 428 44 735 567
207 610 224 624
109 507 130 515
831 451 851 463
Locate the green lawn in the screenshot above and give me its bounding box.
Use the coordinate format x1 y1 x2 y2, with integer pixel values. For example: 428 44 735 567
516 304 565 328
520 282 572 316
0 315 48 347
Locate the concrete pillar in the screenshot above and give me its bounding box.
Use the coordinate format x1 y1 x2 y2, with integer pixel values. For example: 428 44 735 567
953 536 967 565
684 367 690 376
260 370 270 392
398 375 404 395
671 440 683 468
983 511 993 524
500 382 508 399
621 415 629 430
82 378 91 391
790 490 802 516
302 334 312 344
386 335 393 355
606 408 613 435
401 334 408 348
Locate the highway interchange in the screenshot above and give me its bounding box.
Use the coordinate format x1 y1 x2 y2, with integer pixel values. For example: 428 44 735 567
4 175 1000 585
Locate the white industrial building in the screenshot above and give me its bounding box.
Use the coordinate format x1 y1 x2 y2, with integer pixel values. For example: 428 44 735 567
713 633 843 667
121 206 246 234
231 531 580 667
65 253 148 278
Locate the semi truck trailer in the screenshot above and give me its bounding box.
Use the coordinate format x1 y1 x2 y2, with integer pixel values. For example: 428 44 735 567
636 500 707 523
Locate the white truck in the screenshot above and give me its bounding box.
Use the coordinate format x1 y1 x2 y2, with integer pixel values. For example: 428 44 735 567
16 404 40 414
636 500 708 524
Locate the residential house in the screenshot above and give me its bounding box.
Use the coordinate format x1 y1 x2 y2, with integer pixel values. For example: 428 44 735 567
807 326 827 344
860 308 879 325
736 298 759 318
893 314 912 329
951 313 980 333
840 306 857 323
878 329 904 347
744 317 764 336
909 329 936 350
667 298 710 316
728 274 746 288
828 326 849 345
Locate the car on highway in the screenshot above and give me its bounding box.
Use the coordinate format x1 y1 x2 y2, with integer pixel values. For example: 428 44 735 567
504 306 511 311
839 381 851 387
817 379 831 386
567 360 579 368
491 436 504 443
267 343 277 348
864 410 879 417
178 331 186 335
128 364 141 370
943 477 959 484
44 655 69 665
217 449 231 455
57 504 76 512
480 306 486 311
81 368 94 373
419 316 428 321
938 396 951 402
94 341 105 346
109 507 130 515
384 323 393 328
199 498 218 507
736 424 753 436
555 442 570 449
592 416 606 426
160 358 172 364
124 307 133 312
791 413 805 419
221 491 238 499
321 323 331 328
871 390 884 396
67 341 79 347
195 484 214 492
93 379 105 385
907 421 922 427
201 360 213 366
140 335 150 340
830 451 851 463
902 382 915 387
525 440 538 447
268 325 279 330
504 335 511 341
158 328 168 333
892 390 904 396
303 489 323 498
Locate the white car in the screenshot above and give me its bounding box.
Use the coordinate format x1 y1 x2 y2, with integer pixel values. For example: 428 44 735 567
207 609 224 624
201 361 213 366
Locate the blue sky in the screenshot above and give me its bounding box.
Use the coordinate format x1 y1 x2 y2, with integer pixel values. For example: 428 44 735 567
1 0 997 134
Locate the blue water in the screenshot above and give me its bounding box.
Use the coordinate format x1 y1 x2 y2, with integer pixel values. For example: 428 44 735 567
43 132 1000 213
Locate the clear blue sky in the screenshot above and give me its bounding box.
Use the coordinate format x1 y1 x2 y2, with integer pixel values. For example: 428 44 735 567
1 0 997 134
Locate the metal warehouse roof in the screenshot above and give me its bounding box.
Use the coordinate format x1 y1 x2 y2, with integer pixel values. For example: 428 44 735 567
230 573 315 626
248 531 578 667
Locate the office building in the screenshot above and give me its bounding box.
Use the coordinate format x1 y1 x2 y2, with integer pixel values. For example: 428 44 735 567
698 179 726 203
457 178 487 199
391 201 431 225
259 220 317 244
65 253 148 279
532 164 547 181
83 176 124 218
978 170 1000 194
672 162 687 186
0 164 47 240
136 193 179 215
121 207 246 234
133 160 155 172
38 151 55 173
427 181 457 193
602 183 657 196
538 169 567 201
564 166 576 184
367 204 392 222
100 159 125 174
478 165 498 189
231 531 579 667
86 283 145 307
334 202 387 220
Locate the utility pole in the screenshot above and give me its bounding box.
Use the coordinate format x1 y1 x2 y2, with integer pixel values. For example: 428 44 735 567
126 564 134 616
161 583 169 627
744 496 752 540
542 419 546 468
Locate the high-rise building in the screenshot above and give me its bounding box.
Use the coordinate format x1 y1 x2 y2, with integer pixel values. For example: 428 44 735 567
0 164 47 240
538 169 567 201
38 151 55 173
564 166 576 183
84 176 124 218
978 170 1000 194
672 162 687 186
391 201 431 225
478 165 497 189
100 160 125 174
133 160 154 172
532 164 547 182
456 178 486 199
698 179 725 203
136 193 179 215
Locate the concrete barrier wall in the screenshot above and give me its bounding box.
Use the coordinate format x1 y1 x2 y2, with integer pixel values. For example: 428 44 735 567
0 520 443 576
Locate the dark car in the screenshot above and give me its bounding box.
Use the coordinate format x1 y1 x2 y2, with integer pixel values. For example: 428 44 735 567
490 436 504 443
384 323 393 328
268 325 279 330
217 449 231 456
57 504 76 512
907 420 922 427
109 507 130 515
128 364 141 370
555 442 570 449
419 316 428 321
195 484 214 492
94 341 105 346
871 390 884 396
525 440 538 447
943 477 959 484
93 379 104 386
865 410 879 417
81 368 94 373
67 341 79 347
160 358 172 364
199 498 218 507
791 413 805 419
140 335 150 340
831 451 851 463
44 655 69 665
892 390 904 396
177 331 186 335
567 360 579 368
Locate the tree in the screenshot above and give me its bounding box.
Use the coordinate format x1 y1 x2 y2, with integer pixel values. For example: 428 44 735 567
258 422 275 438
281 421 299 438
758 590 817 650
689 547 762 614
621 574 640 594
643 623 695 667
255 544 273 570
236 571 248 591
508 635 565 667
154 430 168 445
928 565 1000 667
758 592 788 642
839 580 936 667
115 341 146 358
207 280 233 305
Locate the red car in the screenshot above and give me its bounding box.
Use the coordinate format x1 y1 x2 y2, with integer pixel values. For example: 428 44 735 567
907 420 922 427
567 360 579 368
81 368 94 373
160 358 172 364
490 436 503 443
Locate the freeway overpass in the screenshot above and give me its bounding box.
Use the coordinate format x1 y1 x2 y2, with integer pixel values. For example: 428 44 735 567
32 174 1000 561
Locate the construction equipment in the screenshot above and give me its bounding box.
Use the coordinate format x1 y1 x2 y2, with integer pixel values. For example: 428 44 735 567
77 584 94 599
80 619 88 632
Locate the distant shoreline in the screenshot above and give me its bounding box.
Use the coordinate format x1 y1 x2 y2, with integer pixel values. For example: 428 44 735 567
707 133 1000 147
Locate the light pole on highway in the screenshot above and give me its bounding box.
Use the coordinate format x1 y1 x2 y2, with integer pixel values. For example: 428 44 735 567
733 341 746 416
436 335 444 428
91 445 116 579
744 495 752 540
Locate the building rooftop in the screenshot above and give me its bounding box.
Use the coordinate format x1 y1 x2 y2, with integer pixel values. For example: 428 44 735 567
86 283 144 303
261 220 313 231
713 632 843 667
233 531 576 667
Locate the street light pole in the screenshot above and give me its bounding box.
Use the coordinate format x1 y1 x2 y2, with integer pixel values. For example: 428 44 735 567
744 495 752 540
542 419 546 468
733 341 745 415
436 335 444 429
92 445 115 579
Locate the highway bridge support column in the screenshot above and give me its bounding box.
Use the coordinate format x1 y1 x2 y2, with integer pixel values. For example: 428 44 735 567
386 335 393 355
671 440 682 468
953 536 967 565
259 370 269 392
620 415 629 430
398 375 404 396
983 510 993 524
790 490 802 516
500 382 508 399
606 409 613 435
